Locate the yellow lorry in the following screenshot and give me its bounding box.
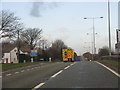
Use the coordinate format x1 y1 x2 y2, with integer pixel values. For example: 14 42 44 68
62 49 74 62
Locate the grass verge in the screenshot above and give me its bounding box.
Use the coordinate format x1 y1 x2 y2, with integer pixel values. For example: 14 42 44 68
98 59 120 74
2 62 41 71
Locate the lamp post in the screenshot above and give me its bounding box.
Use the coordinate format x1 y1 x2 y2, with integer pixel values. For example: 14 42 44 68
84 17 103 60
108 0 112 56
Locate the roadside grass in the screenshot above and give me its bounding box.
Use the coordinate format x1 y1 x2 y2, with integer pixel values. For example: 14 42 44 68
2 62 41 71
98 59 120 73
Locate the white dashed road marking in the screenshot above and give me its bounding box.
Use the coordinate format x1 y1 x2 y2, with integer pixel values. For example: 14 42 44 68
14 72 19 74
35 67 38 69
6 74 12 76
21 70 25 72
95 61 120 78
51 70 63 78
32 82 45 89
27 69 30 71
64 66 70 70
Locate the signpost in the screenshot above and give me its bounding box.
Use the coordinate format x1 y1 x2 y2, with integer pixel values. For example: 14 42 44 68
30 50 38 62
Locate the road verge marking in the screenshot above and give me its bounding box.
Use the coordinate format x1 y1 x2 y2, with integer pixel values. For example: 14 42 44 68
14 72 19 74
32 82 45 89
21 70 25 72
95 61 120 78
51 70 63 78
35 67 38 69
70 63 74 66
27 69 30 71
64 66 70 70
6 74 12 76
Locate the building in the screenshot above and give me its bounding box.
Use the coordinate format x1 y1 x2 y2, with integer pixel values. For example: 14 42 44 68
115 42 120 54
115 2 120 54
2 42 30 63
3 47 24 63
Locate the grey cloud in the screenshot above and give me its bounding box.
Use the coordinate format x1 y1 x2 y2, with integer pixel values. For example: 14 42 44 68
30 2 58 17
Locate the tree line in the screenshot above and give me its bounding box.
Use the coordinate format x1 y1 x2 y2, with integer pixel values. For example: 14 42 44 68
83 46 116 61
0 10 70 62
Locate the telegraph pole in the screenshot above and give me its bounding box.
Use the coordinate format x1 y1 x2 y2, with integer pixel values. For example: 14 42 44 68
17 30 20 63
108 0 112 56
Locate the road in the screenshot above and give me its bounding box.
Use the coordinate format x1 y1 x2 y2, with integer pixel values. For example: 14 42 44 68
2 62 72 88
2 61 119 89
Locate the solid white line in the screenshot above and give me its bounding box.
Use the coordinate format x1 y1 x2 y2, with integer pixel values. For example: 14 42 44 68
21 70 25 72
33 82 45 89
14 72 19 74
95 61 120 78
64 66 70 70
6 74 12 76
51 70 63 78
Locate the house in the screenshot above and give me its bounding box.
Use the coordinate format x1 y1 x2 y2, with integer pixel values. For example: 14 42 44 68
115 42 120 54
2 45 30 63
3 47 24 63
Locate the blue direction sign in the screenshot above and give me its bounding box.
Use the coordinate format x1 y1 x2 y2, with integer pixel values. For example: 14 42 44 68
30 52 38 56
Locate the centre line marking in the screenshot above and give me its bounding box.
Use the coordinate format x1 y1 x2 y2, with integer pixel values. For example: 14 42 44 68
64 66 70 70
95 61 120 78
33 82 45 89
51 70 63 78
6 74 12 76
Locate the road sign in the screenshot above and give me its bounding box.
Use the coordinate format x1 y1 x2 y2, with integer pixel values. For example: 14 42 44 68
30 52 38 56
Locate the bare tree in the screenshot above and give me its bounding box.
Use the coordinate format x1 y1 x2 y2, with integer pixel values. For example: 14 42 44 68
20 28 42 50
38 39 52 50
98 46 109 57
0 10 23 38
48 39 68 60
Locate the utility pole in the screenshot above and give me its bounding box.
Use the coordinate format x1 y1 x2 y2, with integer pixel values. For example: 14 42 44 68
84 17 103 60
17 30 20 63
108 0 112 56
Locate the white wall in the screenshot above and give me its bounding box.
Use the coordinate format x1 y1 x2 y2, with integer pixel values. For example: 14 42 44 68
3 47 25 63
10 47 18 63
4 53 11 63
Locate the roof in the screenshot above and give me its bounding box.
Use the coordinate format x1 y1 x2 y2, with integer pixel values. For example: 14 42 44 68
2 42 31 53
2 42 16 53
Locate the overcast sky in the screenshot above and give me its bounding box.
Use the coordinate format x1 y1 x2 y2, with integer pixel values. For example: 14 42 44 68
1 0 118 55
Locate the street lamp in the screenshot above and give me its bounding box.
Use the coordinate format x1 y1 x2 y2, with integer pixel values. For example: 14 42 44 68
108 0 112 56
84 17 103 60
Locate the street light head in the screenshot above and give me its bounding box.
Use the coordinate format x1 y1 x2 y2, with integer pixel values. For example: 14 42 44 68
84 18 87 19
100 17 103 18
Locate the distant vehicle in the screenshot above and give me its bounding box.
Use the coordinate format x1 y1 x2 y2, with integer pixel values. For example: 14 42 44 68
62 49 74 62
74 56 81 61
40 58 44 61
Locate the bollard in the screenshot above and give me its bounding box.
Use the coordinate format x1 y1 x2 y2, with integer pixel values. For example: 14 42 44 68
31 58 33 62
49 57 52 62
